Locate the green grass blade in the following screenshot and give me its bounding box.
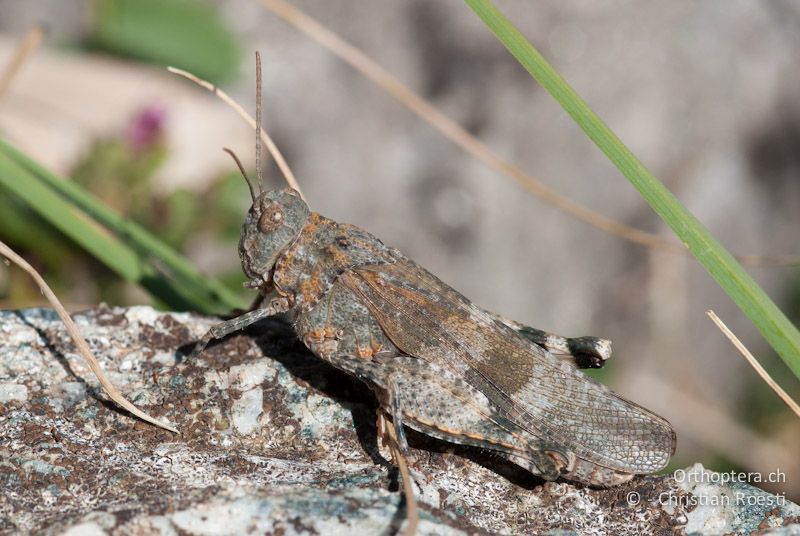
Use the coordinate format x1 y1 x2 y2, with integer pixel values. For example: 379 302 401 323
0 140 245 314
464 0 800 377
0 153 143 281
90 0 241 84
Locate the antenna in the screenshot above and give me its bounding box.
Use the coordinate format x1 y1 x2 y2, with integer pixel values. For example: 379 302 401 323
167 63 305 199
255 51 264 194
223 147 257 202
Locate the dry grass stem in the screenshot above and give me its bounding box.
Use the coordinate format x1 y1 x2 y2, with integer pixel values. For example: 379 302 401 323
0 25 45 102
382 414 420 536
258 0 799 268
0 240 178 433
167 66 305 200
0 25 44 101
706 310 800 418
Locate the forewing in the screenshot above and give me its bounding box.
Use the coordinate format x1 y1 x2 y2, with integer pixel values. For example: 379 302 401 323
340 258 675 473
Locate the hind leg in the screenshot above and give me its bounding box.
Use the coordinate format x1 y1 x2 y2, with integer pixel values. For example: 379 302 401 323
318 352 564 481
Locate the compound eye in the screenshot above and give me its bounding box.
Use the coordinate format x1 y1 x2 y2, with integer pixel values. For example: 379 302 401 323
258 205 285 233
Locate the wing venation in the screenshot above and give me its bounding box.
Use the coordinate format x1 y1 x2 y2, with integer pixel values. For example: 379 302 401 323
340 258 675 473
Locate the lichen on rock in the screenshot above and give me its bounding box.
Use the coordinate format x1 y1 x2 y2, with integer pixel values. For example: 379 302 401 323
0 306 797 535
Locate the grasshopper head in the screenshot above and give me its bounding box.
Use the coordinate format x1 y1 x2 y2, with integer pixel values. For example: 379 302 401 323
238 187 310 289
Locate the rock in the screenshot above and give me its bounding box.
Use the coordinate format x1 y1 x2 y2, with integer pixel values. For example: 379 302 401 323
0 306 797 535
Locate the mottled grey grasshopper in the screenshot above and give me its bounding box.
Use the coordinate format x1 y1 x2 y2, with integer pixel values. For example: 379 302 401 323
193 183 676 488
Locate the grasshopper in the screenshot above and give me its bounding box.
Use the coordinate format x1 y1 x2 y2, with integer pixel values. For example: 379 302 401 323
193 184 676 488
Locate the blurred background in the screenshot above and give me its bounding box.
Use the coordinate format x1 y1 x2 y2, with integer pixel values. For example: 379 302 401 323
0 0 798 498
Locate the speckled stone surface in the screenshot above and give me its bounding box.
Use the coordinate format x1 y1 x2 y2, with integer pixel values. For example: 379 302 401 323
0 306 797 535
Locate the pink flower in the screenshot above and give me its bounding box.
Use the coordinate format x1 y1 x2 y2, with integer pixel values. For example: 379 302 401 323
126 105 167 153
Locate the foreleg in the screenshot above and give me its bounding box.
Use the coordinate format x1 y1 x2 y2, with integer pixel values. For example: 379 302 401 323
191 294 291 358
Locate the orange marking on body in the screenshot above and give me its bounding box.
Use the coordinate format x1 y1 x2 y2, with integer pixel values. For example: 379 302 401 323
356 346 373 359
298 276 324 303
461 431 492 441
478 438 520 450
302 213 323 233
589 465 601 481
303 328 327 345
420 422 464 436
275 212 323 274
327 245 351 266
409 416 522 452
545 450 568 471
